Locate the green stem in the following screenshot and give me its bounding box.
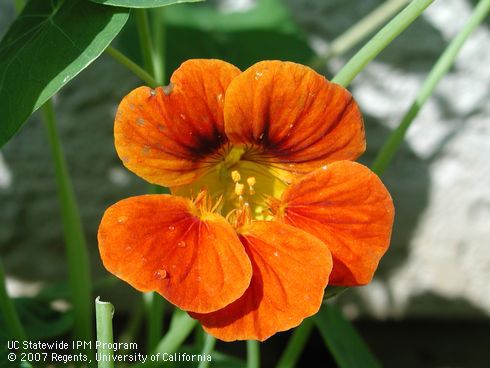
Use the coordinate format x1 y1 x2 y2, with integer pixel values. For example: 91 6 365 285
14 0 25 12
332 0 434 87
194 326 205 350
95 297 115 368
371 0 490 175
135 9 156 78
153 309 196 354
310 0 411 69
131 309 195 367
0 261 26 341
41 101 93 346
325 286 348 300
151 8 167 85
276 319 314 368
143 292 165 352
247 341 260 368
197 332 216 368
105 46 158 88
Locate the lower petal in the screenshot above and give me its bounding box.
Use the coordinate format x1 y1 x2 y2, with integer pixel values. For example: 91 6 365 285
98 194 252 313
191 221 332 341
277 161 395 286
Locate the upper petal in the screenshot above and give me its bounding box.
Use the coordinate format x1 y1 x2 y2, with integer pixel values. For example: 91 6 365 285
223 60 365 180
276 161 394 286
98 194 252 313
115 59 241 187
191 221 332 341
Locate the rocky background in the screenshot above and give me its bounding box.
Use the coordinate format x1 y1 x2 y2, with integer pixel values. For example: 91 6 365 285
1 0 489 335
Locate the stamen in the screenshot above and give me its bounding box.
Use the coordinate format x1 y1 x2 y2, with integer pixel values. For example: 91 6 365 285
246 176 256 195
235 202 252 228
210 195 224 213
231 170 241 183
235 183 244 196
193 189 207 208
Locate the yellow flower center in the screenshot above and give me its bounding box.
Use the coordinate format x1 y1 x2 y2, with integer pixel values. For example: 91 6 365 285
172 145 289 225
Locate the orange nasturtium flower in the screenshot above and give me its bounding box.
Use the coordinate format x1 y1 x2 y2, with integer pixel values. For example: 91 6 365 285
98 60 394 341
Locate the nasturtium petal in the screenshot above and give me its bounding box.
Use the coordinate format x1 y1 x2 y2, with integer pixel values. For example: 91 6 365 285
277 161 394 286
98 194 252 313
223 60 365 181
114 59 240 187
191 221 332 341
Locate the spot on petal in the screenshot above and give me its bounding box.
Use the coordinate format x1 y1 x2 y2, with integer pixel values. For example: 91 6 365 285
155 269 168 280
177 241 186 248
142 145 151 154
150 89 157 97
117 216 128 224
136 118 145 126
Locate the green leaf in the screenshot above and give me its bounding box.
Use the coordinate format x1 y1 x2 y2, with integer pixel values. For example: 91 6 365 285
0 0 130 148
314 304 381 368
90 0 203 8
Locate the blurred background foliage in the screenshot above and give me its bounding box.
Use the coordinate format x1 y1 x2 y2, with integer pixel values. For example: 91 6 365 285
1 0 489 367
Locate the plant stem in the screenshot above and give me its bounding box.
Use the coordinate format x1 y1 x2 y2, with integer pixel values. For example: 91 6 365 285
332 0 434 87
0 261 26 341
325 286 348 300
371 0 490 175
197 332 216 368
143 292 165 352
151 8 167 85
247 340 260 368
105 46 158 88
194 326 205 350
41 100 93 346
14 0 25 12
153 309 196 354
135 9 156 79
310 0 411 70
95 297 115 368
276 319 314 368
133 309 196 367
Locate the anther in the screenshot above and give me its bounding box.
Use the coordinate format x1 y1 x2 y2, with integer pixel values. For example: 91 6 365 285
246 176 256 195
231 170 241 183
235 182 244 196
